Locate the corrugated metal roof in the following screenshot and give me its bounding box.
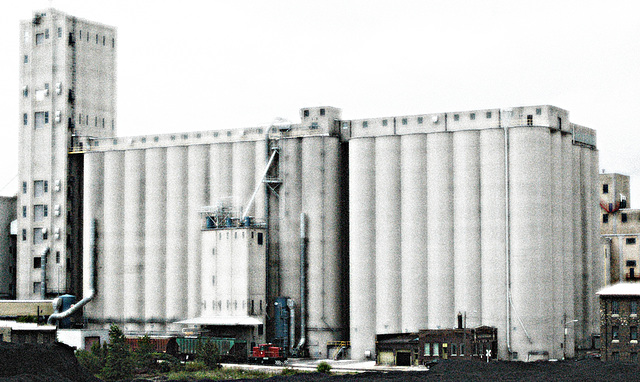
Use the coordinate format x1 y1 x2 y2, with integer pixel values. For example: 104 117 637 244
596 282 640 296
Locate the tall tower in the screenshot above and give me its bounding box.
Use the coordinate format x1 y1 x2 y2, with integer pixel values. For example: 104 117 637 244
17 9 116 299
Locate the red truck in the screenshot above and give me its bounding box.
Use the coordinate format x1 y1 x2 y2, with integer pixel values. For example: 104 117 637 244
248 343 287 365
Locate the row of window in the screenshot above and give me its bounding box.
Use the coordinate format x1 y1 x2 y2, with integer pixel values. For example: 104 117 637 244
603 213 638 224
22 227 48 244
203 299 264 315
22 180 48 196
610 351 638 362
32 251 62 269
22 205 49 222
611 300 638 315
34 28 115 48
22 112 114 130
611 325 639 341
216 230 264 245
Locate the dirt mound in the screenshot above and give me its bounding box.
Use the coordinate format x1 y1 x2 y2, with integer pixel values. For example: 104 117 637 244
0 341 101 382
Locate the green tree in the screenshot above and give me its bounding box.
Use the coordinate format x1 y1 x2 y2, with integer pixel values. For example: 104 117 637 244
132 334 156 372
195 338 220 369
76 341 107 376
100 324 133 381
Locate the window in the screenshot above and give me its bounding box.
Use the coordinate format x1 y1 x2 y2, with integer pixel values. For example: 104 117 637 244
57 27 62 38
603 214 609 223
22 182 27 194
621 199 627 208
454 114 459 121
34 180 45 197
96 34 99 44
612 352 619 361
603 184 609 194
56 251 60 264
486 111 492 118
112 38 115 48
35 111 48 128
612 326 619 340
424 343 431 356
22 206 27 218
310 122 318 129
558 117 562 129
45 29 49 39
33 228 46 244
631 326 638 341
102 118 105 128
22 229 26 241
527 115 533 126
433 344 440 356
303 109 309 117
362 121 368 128
79 30 82 39
33 256 41 269
622 213 628 223
86 115 88 124
33 282 41 294
23 113 28 126
612 300 620 315
212 276 216 286
632 301 638 315
24 55 28 64
34 205 46 222
44 180 48 193
36 33 44 45
78 113 82 124
451 343 457 356
470 113 475 120
418 116 423 124
103 36 105 45
320 108 325 116
460 344 464 356
627 238 637 245
627 260 637 267
535 108 542 115
402 118 408 125
95 116 98 127
23 86 28 97
257 232 264 245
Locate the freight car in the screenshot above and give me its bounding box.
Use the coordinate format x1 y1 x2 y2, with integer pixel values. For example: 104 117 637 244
248 343 287 365
125 336 179 357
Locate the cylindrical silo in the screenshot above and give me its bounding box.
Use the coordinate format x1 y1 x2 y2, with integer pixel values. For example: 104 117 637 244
586 147 601 337
144 148 167 330
400 134 428 333
166 146 189 326
549 131 563 359
561 132 576 358
508 127 552 355
279 138 302 320
349 137 376 360
232 141 255 215
426 132 454 329
123 149 145 331
452 130 482 327
572 145 587 348
103 150 125 323
187 144 208 319
301 136 345 357
374 136 401 334
210 143 233 206
253 139 266 220
479 128 507 358
83 152 104 323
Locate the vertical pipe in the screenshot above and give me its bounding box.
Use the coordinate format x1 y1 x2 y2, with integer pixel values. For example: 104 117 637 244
426 132 454 329
40 247 49 299
375 136 401 334
123 149 145 330
561 133 576 357
401 134 428 333
187 144 208 319
349 137 376 359
297 212 307 350
83 152 104 322
550 131 563 359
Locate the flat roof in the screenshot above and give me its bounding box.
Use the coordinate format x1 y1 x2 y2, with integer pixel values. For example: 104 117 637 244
597 283 640 296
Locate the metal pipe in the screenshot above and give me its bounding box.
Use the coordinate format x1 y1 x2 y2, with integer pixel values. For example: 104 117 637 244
40 247 50 299
501 109 513 357
287 298 295 354
48 219 97 325
296 213 307 352
242 148 278 219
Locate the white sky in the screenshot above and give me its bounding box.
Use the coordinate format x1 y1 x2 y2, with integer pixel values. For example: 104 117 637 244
1 0 639 203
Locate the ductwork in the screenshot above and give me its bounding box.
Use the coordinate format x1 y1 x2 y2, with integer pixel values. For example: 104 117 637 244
48 219 97 325
296 213 307 353
40 247 50 299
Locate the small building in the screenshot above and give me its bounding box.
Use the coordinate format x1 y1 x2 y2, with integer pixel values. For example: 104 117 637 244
0 320 56 344
56 328 110 350
597 283 640 362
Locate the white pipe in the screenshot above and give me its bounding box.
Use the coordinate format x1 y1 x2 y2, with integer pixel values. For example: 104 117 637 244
48 219 97 325
502 109 513 357
287 298 295 354
242 149 278 219
296 213 307 352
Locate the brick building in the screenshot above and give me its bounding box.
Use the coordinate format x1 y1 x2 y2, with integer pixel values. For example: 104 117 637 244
597 283 640 362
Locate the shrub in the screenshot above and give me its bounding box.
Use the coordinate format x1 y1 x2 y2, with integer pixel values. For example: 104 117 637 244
317 361 332 373
100 324 134 381
184 360 207 372
281 367 297 376
76 349 103 375
132 334 156 372
195 338 220 369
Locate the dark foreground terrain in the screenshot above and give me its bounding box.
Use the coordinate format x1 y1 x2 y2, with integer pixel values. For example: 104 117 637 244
2 343 639 382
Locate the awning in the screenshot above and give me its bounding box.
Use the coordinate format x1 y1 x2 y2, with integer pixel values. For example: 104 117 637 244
175 316 263 326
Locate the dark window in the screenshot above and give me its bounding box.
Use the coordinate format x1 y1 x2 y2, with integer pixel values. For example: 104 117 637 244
454 114 459 121
96 34 99 44
34 180 45 197
102 118 105 128
56 251 60 264
486 111 492 118
558 117 562 129
112 38 115 48
23 113 28 126
258 324 264 336
22 229 26 241
44 181 48 193
79 30 82 39
612 325 619 340
622 213 628 223
603 214 609 223
22 182 27 194
632 327 638 341
103 36 105 45
470 113 475 120
257 232 263 245
310 122 318 129
627 260 637 267
603 184 609 194
23 86 28 97
24 55 28 64
303 109 309 117
57 27 62 38
418 116 423 124
86 115 88 124
95 116 98 127
362 121 368 128
22 206 27 218
33 282 41 294
320 108 325 116
612 300 620 315
632 301 638 315
402 118 408 125
35 33 44 45
35 112 47 128
527 115 533 126
382 119 388 126
536 108 542 115
627 238 637 245
78 113 82 124
33 256 41 269
45 29 49 39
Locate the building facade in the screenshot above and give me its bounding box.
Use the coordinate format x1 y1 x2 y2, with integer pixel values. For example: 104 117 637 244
597 283 640 362
15 9 603 361
600 173 640 283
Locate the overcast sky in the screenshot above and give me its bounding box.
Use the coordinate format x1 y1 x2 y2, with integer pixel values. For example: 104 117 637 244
1 0 639 202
